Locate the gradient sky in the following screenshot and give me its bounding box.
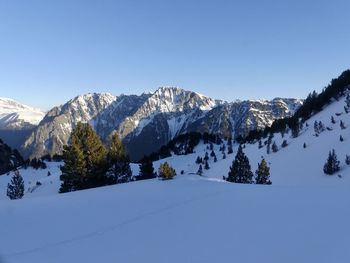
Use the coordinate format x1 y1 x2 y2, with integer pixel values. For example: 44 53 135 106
0 0 349 109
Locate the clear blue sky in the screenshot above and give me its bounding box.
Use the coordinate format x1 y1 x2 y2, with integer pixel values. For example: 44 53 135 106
0 0 349 109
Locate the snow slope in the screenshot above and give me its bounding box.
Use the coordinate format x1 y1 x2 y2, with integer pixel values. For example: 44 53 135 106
1 94 350 262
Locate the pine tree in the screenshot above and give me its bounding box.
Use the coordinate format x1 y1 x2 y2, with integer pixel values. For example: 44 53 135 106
281 140 288 148
258 140 263 149
331 116 336 124
340 120 346 129
197 164 203 176
255 159 271 185
106 134 132 184
226 145 253 184
204 152 209 161
271 141 278 152
303 142 307 148
346 155 350 165
346 93 350 107
214 156 217 162
340 135 344 142
222 152 226 159
227 145 233 154
7 170 24 200
60 122 108 193
195 156 202 164
204 160 210 170
323 149 340 175
159 162 176 180
314 120 319 135
139 157 155 180
210 150 216 158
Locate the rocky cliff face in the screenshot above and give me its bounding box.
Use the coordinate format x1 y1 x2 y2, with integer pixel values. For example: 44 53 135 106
19 88 302 161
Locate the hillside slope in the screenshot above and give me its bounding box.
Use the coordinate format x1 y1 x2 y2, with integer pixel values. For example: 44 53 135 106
0 92 350 263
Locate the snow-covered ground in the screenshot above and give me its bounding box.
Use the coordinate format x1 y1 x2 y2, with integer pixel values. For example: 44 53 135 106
1 94 350 262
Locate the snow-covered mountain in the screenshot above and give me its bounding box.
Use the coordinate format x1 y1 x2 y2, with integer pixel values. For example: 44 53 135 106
21 87 302 160
1 87 350 263
0 97 44 130
21 93 117 158
0 98 45 150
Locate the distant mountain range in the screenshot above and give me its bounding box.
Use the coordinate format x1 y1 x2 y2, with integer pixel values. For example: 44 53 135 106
0 88 302 161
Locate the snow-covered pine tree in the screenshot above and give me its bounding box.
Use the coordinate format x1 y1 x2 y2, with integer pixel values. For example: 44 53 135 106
226 145 253 184
255 159 271 185
323 149 340 175
7 170 24 200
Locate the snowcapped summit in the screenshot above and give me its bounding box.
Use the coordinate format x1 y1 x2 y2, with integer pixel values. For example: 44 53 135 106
0 97 45 129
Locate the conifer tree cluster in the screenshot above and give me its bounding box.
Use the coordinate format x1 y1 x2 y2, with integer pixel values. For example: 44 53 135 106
138 157 156 180
60 122 132 193
7 170 24 200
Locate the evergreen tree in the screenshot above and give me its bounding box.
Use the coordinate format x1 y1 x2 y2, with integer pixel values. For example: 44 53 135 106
214 156 217 162
197 164 203 176
159 162 176 180
204 152 209 161
139 157 155 180
314 120 319 135
255 159 271 185
318 121 325 133
258 140 263 149
281 140 288 148
227 145 233 154
340 135 344 142
340 120 346 129
303 142 307 148
271 141 278 152
222 152 226 159
60 122 108 193
106 134 132 184
7 170 24 200
323 149 340 175
204 160 210 170
346 155 350 165
210 150 216 158
195 156 202 164
226 145 253 184
331 116 336 124
346 93 350 108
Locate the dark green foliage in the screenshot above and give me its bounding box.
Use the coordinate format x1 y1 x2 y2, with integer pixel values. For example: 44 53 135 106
281 140 288 148
226 145 253 184
59 122 108 193
204 160 210 170
331 116 336 124
197 164 203 176
195 156 202 164
323 149 340 175
0 139 24 175
30 158 47 170
138 156 156 180
340 120 346 129
7 170 24 200
346 155 350 165
271 141 278 152
159 162 176 180
106 134 132 184
255 159 271 185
